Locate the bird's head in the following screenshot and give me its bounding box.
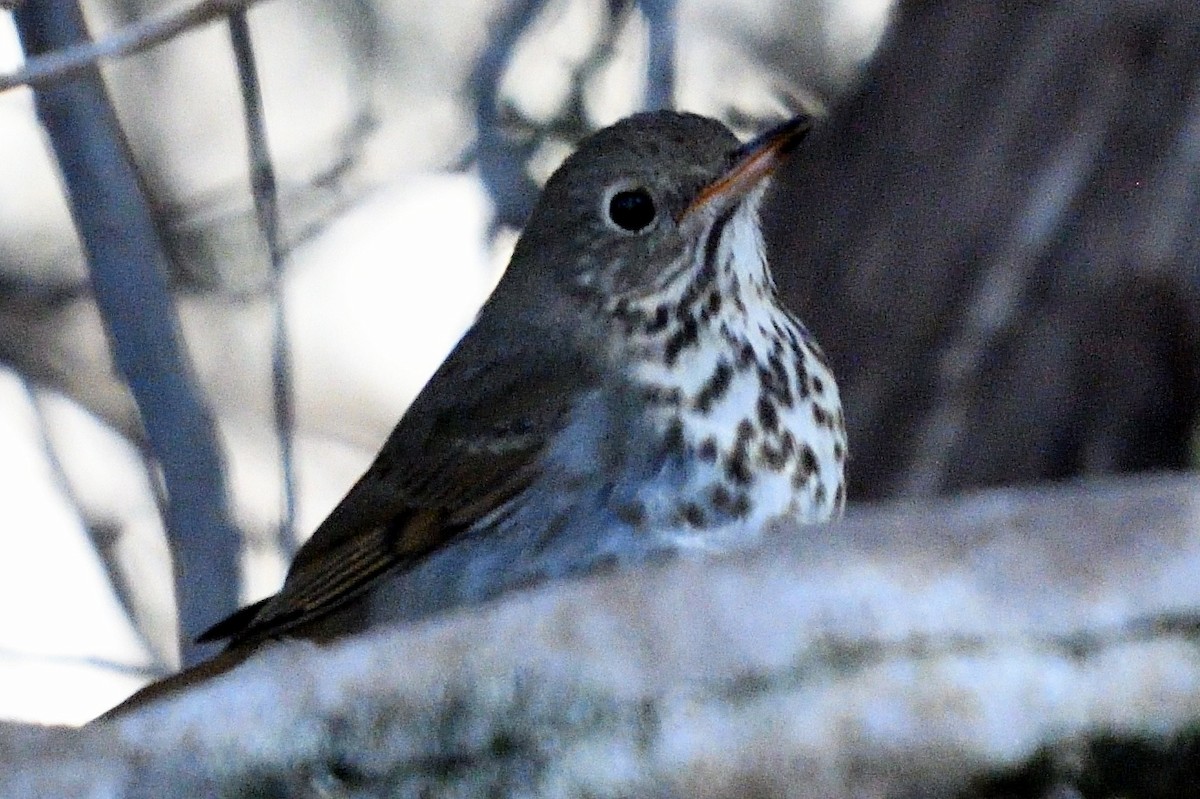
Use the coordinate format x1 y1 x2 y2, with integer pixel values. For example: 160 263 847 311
503 110 811 313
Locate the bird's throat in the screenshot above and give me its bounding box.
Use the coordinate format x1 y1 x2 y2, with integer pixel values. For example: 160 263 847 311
607 201 847 540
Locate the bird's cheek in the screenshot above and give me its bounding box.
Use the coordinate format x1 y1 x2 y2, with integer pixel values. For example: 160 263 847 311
607 252 650 296
611 238 683 296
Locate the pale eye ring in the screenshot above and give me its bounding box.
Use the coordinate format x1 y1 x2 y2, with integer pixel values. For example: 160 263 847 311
603 185 658 233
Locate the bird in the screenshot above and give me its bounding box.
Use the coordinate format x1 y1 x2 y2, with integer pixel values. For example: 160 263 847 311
102 110 846 717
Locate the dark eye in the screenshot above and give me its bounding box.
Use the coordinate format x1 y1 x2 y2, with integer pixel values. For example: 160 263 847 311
607 188 657 232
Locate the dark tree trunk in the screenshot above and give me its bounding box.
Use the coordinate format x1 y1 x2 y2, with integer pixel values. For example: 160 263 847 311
765 1 1200 502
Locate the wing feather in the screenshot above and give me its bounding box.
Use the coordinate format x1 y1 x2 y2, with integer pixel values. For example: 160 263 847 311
202 317 601 646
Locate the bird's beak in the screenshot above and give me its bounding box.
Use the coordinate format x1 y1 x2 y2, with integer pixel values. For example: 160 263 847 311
682 114 812 220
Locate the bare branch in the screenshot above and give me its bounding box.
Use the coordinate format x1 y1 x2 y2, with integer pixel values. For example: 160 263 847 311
471 0 549 229
226 10 298 553
0 0 264 94
12 1 241 666
638 0 676 110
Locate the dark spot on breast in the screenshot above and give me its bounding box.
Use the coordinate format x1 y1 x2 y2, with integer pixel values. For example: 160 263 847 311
757 361 793 407
729 273 746 313
833 441 845 462
643 385 682 406
737 341 756 369
707 290 722 316
701 206 736 284
756 395 779 431
664 313 699 366
694 361 733 413
770 349 790 388
612 298 649 335
812 404 828 427
679 229 724 309
725 450 752 486
725 420 756 485
759 429 796 472
698 437 718 463
664 418 685 453
645 304 670 334
812 375 824 394
680 502 707 528
802 446 819 474
759 441 788 470
834 482 846 510
615 500 647 528
710 483 750 521
813 483 827 507
793 445 819 488
709 483 733 511
794 357 810 397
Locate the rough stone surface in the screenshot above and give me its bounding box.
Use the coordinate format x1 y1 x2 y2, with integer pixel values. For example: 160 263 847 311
3 473 1199 798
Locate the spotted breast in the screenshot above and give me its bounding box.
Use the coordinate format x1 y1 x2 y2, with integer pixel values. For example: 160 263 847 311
609 180 846 549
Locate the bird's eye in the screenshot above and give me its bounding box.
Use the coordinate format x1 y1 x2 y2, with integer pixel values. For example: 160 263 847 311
607 188 657 233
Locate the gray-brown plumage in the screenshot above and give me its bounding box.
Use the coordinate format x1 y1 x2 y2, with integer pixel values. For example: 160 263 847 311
102 111 845 718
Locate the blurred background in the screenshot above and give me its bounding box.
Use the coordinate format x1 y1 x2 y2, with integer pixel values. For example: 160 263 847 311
2 0 1198 725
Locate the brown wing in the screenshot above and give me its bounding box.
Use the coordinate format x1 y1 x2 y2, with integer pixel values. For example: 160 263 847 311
200 317 601 647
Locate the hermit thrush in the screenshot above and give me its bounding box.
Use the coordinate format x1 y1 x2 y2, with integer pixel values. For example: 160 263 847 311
105 111 846 715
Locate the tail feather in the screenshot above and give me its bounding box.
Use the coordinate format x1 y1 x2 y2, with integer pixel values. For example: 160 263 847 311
92 645 256 722
195 597 270 644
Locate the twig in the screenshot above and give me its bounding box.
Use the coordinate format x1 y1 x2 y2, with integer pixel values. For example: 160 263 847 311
638 0 676 110
471 0 548 229
227 10 298 553
17 377 173 674
0 0 263 94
